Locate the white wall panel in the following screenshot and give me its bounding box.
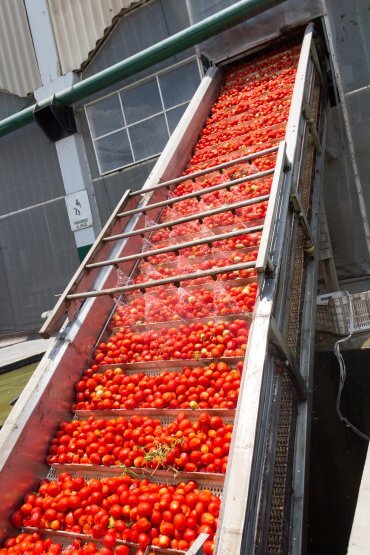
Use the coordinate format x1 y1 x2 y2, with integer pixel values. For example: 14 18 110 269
47 0 144 74
0 0 41 96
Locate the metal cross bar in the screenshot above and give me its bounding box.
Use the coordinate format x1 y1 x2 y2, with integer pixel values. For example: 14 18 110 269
303 101 322 153
269 316 308 402
66 261 256 300
117 168 274 219
310 40 324 84
290 190 316 254
129 145 279 197
86 224 264 270
104 194 270 243
255 141 289 273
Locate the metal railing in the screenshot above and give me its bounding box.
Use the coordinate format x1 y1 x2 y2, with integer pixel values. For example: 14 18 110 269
66 261 257 299
117 167 274 219
129 145 278 197
105 194 269 243
86 224 263 270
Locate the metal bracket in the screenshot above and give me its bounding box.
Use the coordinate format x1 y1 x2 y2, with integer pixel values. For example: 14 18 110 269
270 317 308 402
325 144 337 160
290 190 316 255
310 40 324 84
302 101 322 153
265 254 274 274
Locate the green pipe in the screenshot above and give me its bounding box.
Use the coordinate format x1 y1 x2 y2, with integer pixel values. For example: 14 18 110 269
0 0 285 138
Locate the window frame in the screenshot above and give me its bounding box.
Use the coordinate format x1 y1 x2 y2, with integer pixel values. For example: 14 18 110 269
85 55 204 176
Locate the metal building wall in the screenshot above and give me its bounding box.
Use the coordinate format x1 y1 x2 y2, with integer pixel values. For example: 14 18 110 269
1 0 368 336
187 0 324 60
0 92 79 334
0 0 41 96
324 0 370 283
47 0 143 74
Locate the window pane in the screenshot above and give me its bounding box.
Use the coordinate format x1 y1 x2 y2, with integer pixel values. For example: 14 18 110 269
86 95 124 138
129 114 168 161
121 79 162 125
166 104 188 134
159 61 200 109
95 129 133 174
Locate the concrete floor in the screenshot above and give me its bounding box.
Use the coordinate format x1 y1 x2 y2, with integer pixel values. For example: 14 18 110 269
0 334 52 373
0 362 38 427
0 334 52 426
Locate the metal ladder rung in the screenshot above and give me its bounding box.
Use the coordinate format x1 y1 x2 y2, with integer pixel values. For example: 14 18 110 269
104 194 270 243
118 168 274 219
129 145 278 197
66 261 257 300
86 224 264 270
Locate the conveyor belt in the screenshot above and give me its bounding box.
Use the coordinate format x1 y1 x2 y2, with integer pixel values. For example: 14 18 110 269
0 24 326 555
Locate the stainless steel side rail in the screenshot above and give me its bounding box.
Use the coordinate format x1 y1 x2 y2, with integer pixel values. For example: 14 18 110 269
104 194 270 243
117 168 274 219
129 145 278 197
255 141 289 273
217 23 317 555
86 224 264 270
66 261 256 299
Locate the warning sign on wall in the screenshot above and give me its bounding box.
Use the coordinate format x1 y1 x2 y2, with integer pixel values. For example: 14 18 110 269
65 190 93 232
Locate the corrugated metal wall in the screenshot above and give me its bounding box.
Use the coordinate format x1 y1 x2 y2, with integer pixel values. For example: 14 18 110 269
0 94 65 215
0 0 41 96
0 92 79 334
47 0 143 74
0 199 79 332
324 0 370 281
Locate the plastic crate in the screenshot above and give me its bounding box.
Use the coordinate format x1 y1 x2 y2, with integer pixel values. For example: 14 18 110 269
316 290 370 336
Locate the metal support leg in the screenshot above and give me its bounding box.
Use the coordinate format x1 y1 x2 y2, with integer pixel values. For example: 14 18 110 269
303 100 322 153
290 191 316 255
270 316 308 402
318 202 339 292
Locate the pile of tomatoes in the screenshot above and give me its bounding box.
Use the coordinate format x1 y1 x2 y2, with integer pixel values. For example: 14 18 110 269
109 282 257 327
0 533 129 555
47 412 231 474
73 361 242 412
12 474 219 554
93 318 249 365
